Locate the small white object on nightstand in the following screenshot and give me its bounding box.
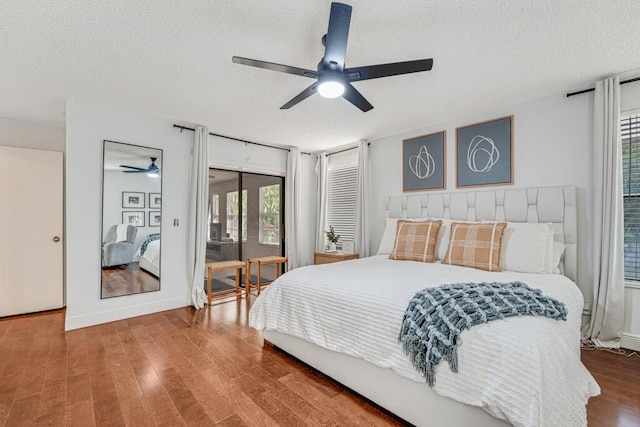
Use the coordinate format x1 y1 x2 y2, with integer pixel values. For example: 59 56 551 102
342 241 354 254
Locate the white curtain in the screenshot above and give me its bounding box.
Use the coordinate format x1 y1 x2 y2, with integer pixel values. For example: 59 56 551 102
315 153 328 252
584 76 625 347
355 141 370 257
187 126 209 309
285 147 302 270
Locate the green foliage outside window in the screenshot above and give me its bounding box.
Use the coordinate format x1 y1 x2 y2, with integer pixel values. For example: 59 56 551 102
260 185 280 245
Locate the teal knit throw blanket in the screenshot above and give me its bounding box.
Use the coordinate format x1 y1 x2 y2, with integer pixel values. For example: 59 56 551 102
398 281 567 387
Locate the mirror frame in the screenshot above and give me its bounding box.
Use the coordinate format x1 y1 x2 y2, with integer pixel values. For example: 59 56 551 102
100 139 163 299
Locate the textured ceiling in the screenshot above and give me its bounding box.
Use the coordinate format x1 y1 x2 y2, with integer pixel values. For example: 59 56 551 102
1 1 640 150
103 141 162 171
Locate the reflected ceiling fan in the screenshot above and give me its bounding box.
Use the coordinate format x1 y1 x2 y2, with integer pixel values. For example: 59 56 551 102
119 157 161 177
232 2 433 112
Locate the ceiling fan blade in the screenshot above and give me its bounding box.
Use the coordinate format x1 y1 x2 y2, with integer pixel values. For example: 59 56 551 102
342 83 373 112
119 165 147 171
122 170 147 173
280 83 318 109
344 58 433 82
232 56 317 78
323 3 352 70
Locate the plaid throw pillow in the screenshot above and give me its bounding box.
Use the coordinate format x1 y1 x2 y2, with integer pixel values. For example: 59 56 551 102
390 220 442 263
443 222 507 272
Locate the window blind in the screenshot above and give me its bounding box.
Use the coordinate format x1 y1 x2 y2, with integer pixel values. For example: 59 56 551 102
327 165 358 246
622 113 640 280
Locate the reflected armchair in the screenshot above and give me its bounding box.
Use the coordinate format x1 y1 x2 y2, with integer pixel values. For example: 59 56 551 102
102 225 138 267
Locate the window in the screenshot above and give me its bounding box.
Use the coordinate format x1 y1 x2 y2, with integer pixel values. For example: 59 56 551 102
210 194 219 224
226 190 247 242
326 164 358 247
622 113 640 280
259 184 280 245
208 194 220 240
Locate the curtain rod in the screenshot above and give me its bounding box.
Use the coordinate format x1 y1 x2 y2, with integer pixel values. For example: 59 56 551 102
173 124 312 155
566 76 640 97
326 142 371 157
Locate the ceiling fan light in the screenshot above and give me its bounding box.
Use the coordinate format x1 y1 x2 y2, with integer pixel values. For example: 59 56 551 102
147 172 159 178
317 81 345 98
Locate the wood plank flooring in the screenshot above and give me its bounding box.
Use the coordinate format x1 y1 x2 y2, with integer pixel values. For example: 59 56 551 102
101 262 160 298
1 299 638 426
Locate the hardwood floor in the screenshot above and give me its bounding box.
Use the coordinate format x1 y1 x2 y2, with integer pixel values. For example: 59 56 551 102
101 262 160 298
0 300 638 426
581 348 640 426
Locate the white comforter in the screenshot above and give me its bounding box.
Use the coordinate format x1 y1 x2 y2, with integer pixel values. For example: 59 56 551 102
140 239 160 268
249 256 600 427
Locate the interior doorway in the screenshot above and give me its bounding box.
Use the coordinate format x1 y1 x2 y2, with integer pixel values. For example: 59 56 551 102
206 168 284 293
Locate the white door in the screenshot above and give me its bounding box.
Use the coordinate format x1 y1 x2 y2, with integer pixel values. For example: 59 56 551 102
0 146 63 316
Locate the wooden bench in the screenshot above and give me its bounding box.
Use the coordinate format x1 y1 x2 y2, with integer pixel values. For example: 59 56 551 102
205 260 245 305
245 256 288 296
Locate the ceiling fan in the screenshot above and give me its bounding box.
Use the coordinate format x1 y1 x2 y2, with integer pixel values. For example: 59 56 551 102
119 157 161 177
232 2 433 112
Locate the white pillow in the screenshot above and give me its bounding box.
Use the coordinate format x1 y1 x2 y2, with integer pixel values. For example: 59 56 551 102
551 241 566 274
498 222 552 273
377 217 430 255
544 227 554 273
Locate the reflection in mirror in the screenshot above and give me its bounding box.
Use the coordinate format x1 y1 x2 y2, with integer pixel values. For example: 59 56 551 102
101 140 162 298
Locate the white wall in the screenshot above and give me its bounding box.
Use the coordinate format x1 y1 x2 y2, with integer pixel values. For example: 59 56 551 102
623 287 640 350
369 93 592 299
208 134 287 175
622 80 640 112
103 170 162 252
328 147 358 169
0 116 65 152
65 102 191 330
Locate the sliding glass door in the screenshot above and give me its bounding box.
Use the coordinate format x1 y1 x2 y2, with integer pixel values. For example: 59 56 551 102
207 169 284 292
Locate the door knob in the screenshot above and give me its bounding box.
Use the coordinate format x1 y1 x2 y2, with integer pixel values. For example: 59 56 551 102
52 236 60 242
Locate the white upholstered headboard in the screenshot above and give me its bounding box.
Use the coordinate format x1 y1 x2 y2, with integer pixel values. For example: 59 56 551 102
384 185 577 282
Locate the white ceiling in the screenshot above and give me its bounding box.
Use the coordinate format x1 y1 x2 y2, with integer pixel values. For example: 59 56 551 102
103 141 162 171
1 1 639 150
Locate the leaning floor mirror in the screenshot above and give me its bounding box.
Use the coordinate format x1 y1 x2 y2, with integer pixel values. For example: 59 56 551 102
101 140 162 298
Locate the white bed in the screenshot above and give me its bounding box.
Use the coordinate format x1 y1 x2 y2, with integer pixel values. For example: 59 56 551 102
139 239 160 277
250 185 600 427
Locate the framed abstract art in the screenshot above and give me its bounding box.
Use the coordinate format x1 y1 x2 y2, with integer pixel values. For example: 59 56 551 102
455 115 513 188
402 131 446 192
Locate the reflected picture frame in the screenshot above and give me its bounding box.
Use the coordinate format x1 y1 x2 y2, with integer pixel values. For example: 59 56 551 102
122 191 145 208
149 211 161 227
122 211 145 227
149 192 161 209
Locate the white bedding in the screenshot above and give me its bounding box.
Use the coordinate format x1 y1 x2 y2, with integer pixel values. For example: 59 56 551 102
249 255 600 427
140 240 160 271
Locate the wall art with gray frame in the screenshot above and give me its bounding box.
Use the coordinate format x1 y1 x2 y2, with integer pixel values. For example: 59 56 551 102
456 115 513 188
122 191 145 208
402 130 446 192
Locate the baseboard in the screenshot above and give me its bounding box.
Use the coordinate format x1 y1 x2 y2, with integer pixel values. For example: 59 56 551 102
64 297 188 331
621 332 640 352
